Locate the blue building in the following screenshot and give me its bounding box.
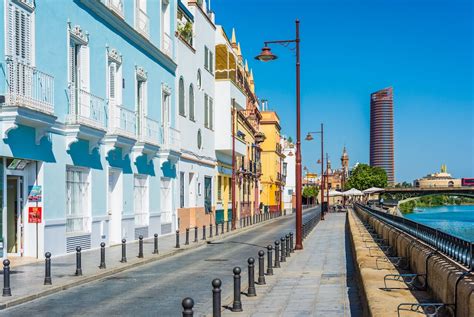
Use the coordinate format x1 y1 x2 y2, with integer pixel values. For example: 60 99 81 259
0 0 180 258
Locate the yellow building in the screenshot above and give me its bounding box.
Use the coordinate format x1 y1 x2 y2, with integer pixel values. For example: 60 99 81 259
260 111 284 213
414 165 462 188
214 27 264 223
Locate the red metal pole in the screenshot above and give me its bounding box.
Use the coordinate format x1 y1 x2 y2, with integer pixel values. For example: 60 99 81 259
231 99 237 230
320 123 325 220
295 20 303 250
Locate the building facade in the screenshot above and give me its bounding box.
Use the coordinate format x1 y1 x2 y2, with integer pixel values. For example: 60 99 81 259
175 0 217 232
0 0 179 258
414 165 462 188
370 87 395 184
259 110 283 213
281 136 295 213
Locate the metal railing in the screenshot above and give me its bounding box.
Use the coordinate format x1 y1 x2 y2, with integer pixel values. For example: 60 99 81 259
2 60 55 114
355 203 473 269
105 0 124 17
67 88 107 130
138 116 160 145
109 104 136 138
135 7 149 37
162 32 173 57
161 125 181 152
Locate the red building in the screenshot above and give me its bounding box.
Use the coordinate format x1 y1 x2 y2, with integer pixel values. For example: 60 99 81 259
370 87 395 184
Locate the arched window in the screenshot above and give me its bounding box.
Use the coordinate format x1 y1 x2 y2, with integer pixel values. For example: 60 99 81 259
179 77 185 116
189 84 195 121
448 181 454 187
197 69 202 89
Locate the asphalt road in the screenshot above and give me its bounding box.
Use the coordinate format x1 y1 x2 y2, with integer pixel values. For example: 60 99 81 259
3 208 319 317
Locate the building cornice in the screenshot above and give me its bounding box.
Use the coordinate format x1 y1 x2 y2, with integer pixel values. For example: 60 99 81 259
187 1 216 30
78 0 177 75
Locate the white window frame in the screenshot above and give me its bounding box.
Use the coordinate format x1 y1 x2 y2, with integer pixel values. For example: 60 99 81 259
133 174 149 227
65 166 91 234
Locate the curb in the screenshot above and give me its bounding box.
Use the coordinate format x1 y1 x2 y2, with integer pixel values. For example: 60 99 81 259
0 214 292 310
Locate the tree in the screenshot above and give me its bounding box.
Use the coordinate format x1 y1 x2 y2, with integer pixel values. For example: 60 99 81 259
345 164 387 190
302 186 319 204
287 136 293 143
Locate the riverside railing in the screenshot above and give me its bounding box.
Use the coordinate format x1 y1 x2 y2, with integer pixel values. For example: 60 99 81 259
355 203 473 269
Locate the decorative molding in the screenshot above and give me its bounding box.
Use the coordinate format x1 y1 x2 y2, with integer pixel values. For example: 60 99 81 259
12 0 35 12
68 22 89 45
162 82 172 95
107 47 122 65
136 66 148 81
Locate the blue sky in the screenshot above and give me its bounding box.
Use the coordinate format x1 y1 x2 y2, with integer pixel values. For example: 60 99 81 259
211 0 473 182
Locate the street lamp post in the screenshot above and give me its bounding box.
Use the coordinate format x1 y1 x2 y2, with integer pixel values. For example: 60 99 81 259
305 123 324 220
326 153 330 214
255 20 303 250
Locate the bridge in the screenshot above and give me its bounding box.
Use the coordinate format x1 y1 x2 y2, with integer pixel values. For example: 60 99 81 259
380 186 474 202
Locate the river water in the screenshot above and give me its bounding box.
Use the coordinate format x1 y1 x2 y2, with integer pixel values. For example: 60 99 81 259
404 205 474 241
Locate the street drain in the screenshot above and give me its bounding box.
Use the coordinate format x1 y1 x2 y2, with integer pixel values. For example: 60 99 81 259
205 259 228 262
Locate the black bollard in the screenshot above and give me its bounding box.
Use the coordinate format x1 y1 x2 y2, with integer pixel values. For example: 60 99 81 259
221 222 224 235
280 237 286 263
231 267 243 312
44 252 52 285
286 234 291 258
290 232 294 253
212 278 222 317
75 246 83 276
185 228 190 245
257 250 266 285
153 234 159 254
215 222 219 236
247 257 256 297
2 259 11 296
266 245 274 275
227 220 230 233
176 230 180 248
194 226 198 243
121 239 127 262
99 242 106 269
182 297 194 317
210 224 213 238
274 240 280 268
138 235 144 258
240 218 242 228
203 225 206 240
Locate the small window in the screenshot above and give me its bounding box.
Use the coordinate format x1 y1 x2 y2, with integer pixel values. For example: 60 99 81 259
197 69 202 89
204 94 209 128
179 77 185 116
204 46 209 70
208 97 213 130
189 84 194 121
197 129 202 149
209 51 214 73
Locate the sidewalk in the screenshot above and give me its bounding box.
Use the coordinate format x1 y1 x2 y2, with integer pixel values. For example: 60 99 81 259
0 212 289 310
223 213 362 317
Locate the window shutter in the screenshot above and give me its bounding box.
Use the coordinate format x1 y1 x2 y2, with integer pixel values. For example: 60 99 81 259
189 85 194 121
209 97 213 129
80 45 90 91
179 78 185 116
204 94 208 128
109 63 116 100
7 4 14 56
68 41 76 84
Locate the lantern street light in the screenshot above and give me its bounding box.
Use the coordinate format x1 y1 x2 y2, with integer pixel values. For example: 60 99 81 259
255 20 303 250
305 123 325 220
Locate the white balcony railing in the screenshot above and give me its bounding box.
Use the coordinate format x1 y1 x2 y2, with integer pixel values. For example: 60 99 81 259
105 0 124 18
135 8 149 37
162 32 173 57
2 60 54 114
67 87 107 130
138 116 160 145
109 104 137 138
161 125 181 152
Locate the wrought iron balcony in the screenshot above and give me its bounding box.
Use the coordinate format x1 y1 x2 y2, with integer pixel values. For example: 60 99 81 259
137 116 160 146
67 88 107 131
108 104 137 139
2 59 54 114
135 8 149 37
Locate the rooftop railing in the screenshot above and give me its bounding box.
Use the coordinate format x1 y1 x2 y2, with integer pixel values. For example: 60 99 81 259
355 203 473 269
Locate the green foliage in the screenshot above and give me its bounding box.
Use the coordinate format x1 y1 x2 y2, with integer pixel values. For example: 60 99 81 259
395 181 412 188
177 21 193 45
345 164 388 190
287 136 293 143
399 195 474 214
302 186 319 199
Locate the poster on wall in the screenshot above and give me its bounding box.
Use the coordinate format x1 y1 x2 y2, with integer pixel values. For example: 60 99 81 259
28 207 42 223
28 185 42 202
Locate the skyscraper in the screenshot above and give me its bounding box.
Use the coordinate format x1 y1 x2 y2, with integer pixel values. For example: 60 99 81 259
370 87 395 184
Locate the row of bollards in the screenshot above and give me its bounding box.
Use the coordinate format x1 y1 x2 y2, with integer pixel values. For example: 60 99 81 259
2 212 285 298
181 230 294 316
